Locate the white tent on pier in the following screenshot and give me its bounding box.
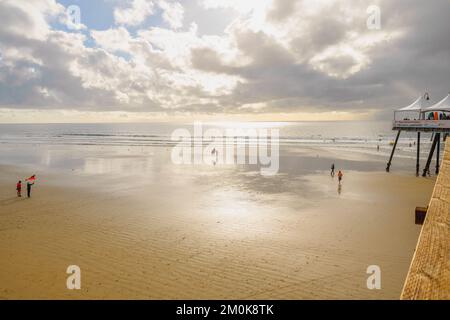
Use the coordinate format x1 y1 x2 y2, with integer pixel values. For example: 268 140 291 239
395 94 430 120
397 96 425 111
424 94 450 112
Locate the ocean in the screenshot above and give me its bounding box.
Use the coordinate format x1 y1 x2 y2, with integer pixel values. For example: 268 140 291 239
0 120 427 148
0 121 440 175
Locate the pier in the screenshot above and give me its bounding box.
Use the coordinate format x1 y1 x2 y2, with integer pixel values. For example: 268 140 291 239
401 139 450 299
386 94 450 176
386 122 449 176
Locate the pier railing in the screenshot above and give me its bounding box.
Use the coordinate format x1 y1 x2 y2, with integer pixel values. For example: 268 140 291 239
401 139 450 299
393 120 450 131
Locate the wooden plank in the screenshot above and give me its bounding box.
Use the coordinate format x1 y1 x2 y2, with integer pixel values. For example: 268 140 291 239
401 140 450 300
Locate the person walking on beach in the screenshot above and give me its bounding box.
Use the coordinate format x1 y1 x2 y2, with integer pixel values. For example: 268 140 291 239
337 170 343 185
27 181 33 198
25 175 36 198
331 163 335 177
16 180 22 197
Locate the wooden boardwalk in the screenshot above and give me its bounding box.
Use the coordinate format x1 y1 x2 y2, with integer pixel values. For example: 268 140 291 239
401 139 450 300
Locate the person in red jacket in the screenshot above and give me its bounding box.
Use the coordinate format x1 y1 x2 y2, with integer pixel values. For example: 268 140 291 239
16 180 22 197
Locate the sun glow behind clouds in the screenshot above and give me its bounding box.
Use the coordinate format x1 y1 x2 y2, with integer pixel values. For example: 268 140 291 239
1 0 448 122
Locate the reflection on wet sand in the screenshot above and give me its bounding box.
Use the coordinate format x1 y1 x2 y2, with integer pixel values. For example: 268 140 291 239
0 142 435 299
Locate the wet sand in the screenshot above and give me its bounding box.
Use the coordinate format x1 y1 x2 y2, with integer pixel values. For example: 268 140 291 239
0 145 435 299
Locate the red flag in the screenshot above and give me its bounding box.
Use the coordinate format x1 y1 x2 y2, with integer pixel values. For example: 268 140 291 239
26 175 36 184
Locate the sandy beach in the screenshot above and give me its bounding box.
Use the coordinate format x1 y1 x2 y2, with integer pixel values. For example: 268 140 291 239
1 0 449 304
0 143 435 299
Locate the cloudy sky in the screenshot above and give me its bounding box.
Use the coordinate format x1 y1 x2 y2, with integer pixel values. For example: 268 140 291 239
0 0 449 122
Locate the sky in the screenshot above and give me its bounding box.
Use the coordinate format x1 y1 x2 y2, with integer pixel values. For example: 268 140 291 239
0 0 449 123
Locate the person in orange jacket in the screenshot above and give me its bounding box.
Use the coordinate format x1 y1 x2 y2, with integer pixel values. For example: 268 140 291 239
337 170 343 184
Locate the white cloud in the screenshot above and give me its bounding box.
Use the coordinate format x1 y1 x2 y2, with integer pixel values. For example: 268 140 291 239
114 0 155 26
199 0 272 15
1 0 450 121
91 27 132 53
0 0 64 40
158 0 184 29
